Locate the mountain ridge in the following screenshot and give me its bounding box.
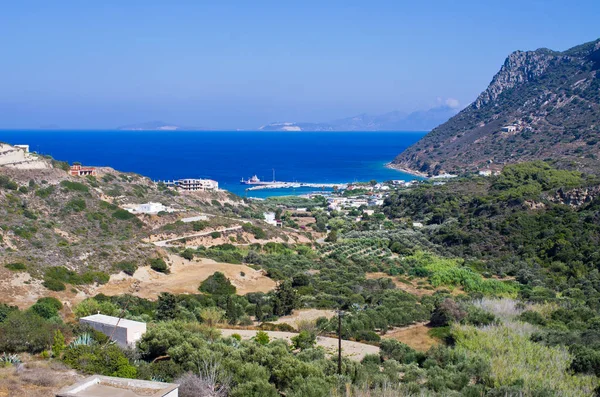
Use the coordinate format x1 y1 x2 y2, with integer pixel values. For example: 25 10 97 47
259 105 460 131
391 39 600 176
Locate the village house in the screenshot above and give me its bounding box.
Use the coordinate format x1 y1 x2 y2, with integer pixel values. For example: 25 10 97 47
79 314 146 347
69 164 97 176
56 375 179 397
124 202 176 215
501 125 517 133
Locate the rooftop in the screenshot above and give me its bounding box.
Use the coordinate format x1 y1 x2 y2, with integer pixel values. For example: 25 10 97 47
56 375 178 397
80 314 145 328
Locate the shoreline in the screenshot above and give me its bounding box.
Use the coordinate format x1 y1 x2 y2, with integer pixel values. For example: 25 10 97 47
385 162 429 179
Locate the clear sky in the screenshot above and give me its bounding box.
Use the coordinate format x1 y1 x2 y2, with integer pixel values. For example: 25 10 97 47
0 0 598 129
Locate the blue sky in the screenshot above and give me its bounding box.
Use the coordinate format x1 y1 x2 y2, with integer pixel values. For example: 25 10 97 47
0 0 598 129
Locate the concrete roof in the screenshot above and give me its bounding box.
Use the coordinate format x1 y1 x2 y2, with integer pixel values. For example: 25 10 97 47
80 314 145 328
56 375 178 397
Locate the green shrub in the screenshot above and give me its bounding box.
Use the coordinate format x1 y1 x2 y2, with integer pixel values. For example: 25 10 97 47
63 343 137 378
64 198 87 212
112 209 136 220
4 262 26 272
181 249 195 261
0 176 18 190
115 261 138 276
0 311 56 353
149 258 169 273
210 231 222 239
35 185 55 198
29 297 63 319
291 330 316 350
43 278 66 291
60 180 89 193
199 272 236 295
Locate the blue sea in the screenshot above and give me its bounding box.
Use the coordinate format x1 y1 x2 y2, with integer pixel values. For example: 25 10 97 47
0 130 426 198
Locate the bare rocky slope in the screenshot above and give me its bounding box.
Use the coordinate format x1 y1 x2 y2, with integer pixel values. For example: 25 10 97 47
392 39 600 176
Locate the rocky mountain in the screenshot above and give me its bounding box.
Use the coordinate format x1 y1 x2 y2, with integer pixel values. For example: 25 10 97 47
392 39 600 176
259 105 459 132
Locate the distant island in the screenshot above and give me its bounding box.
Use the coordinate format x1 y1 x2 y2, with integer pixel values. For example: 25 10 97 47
259 105 460 132
116 120 201 131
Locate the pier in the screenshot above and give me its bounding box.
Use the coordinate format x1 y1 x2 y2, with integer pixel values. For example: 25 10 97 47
246 182 346 191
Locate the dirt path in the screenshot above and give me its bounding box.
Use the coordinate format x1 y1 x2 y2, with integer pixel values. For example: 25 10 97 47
152 226 243 247
219 329 379 361
96 254 276 299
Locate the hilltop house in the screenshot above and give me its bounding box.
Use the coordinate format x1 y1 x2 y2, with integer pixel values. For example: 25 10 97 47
69 164 97 176
501 125 517 133
79 314 146 347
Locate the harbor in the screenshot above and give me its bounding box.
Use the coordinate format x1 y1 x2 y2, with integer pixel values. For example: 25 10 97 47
241 171 346 191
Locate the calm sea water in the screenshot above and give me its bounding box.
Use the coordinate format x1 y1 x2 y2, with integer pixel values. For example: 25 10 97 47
0 130 426 197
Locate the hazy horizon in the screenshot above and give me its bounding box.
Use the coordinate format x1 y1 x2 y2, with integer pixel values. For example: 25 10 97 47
1 0 598 130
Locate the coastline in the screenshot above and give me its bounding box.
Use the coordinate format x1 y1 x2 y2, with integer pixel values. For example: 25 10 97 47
385 162 429 179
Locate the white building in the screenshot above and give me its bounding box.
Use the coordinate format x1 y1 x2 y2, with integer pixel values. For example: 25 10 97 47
264 212 282 227
14 144 29 152
125 202 175 215
502 125 517 133
412 222 424 228
57 375 179 397
175 178 219 191
431 174 458 179
80 314 146 348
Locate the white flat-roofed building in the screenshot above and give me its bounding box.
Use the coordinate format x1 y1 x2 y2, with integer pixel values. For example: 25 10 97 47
124 202 175 215
79 314 146 347
57 375 178 397
175 178 219 191
502 125 517 133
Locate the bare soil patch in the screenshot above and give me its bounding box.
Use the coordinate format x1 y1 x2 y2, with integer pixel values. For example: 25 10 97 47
96 254 276 299
274 309 336 328
383 323 439 352
0 359 82 397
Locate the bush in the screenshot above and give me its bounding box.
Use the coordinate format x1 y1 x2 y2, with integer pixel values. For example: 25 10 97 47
60 180 89 192
63 344 137 378
430 298 466 327
199 272 236 295
254 331 270 345
43 278 66 291
4 262 26 271
380 339 419 364
64 198 87 212
150 258 169 274
210 231 222 239
181 249 195 261
0 311 56 353
116 261 138 276
112 209 136 220
0 175 18 190
291 330 316 350
29 297 63 319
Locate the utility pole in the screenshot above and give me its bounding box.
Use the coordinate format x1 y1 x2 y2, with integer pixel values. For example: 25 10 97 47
337 310 343 375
